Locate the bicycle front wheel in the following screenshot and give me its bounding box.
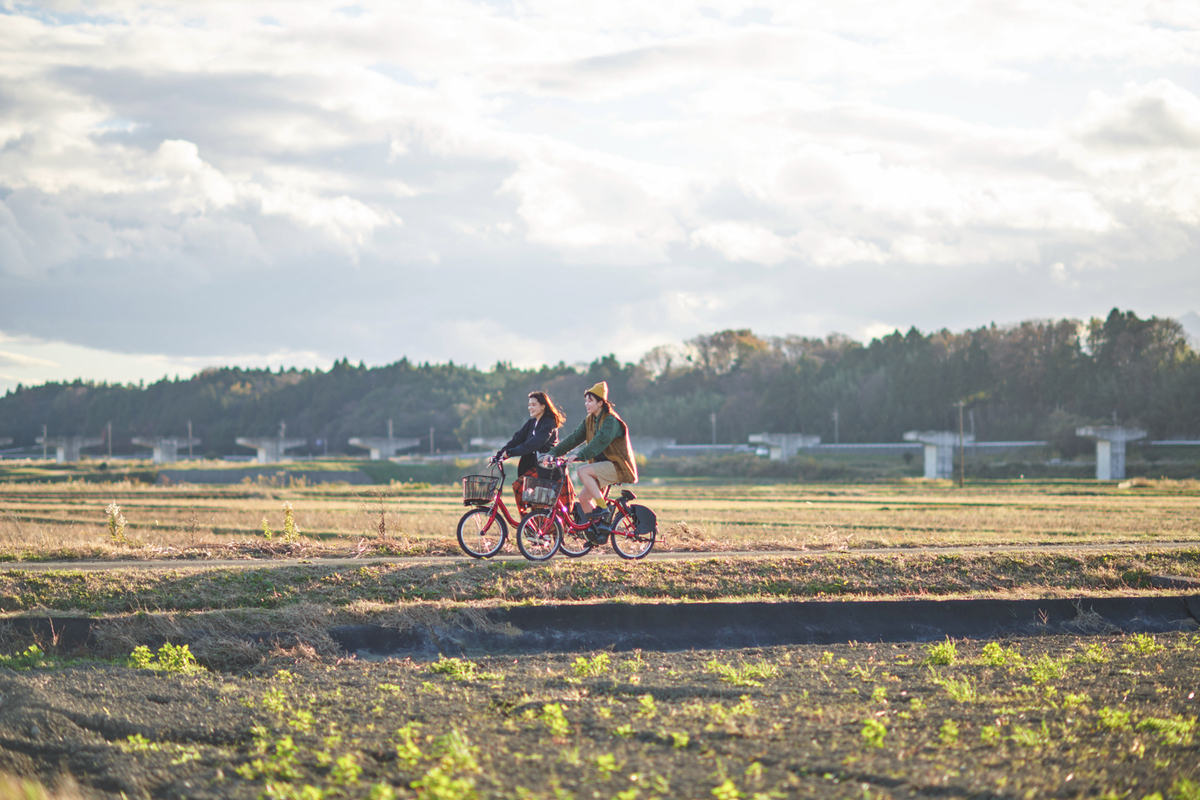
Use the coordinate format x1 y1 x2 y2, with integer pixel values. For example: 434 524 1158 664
456 507 507 558
516 510 562 561
609 508 654 559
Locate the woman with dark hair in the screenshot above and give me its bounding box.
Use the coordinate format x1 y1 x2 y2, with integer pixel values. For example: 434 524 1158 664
496 391 566 512
545 381 637 525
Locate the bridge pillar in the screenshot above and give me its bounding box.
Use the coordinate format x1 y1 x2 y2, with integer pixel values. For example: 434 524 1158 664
132 436 201 464
748 433 821 462
902 431 974 479
35 435 105 463
1075 426 1147 480
348 436 422 460
235 437 306 464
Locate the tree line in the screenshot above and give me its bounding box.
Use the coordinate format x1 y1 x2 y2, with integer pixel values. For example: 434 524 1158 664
1 309 1196 458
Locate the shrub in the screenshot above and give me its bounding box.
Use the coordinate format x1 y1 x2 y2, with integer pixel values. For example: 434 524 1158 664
930 671 978 703
1137 716 1196 746
1123 633 1163 655
1097 707 1131 731
979 642 1024 668
106 501 129 544
705 659 779 687
128 643 203 674
861 718 887 748
282 501 301 543
925 639 958 665
1028 655 1069 684
0 644 51 670
573 653 611 678
540 703 569 737
429 657 495 682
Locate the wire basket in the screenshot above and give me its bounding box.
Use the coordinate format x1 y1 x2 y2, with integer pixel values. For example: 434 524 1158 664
462 475 499 506
521 477 558 507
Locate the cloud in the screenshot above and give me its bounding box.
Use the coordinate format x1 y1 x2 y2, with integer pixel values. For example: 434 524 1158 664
1077 80 1200 150
0 0 1196 384
0 350 58 369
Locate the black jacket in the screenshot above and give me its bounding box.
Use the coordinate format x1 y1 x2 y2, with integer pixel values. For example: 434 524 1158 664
498 415 560 477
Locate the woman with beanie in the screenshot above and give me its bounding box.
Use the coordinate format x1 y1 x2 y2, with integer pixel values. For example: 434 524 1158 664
495 391 566 513
545 381 638 524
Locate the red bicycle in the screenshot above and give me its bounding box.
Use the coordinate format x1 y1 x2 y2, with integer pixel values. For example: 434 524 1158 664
516 457 657 561
456 459 522 558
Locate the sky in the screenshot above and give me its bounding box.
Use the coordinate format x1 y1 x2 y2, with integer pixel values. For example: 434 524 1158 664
1 0 1199 393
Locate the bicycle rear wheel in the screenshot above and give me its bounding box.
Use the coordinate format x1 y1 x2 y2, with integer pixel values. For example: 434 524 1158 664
609 508 654 559
456 507 507 558
516 510 562 561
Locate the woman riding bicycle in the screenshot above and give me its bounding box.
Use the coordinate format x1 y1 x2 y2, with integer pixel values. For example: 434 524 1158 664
495 391 566 513
545 381 637 524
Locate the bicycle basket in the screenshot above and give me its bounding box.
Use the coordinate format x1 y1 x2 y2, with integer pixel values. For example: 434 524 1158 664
521 477 558 507
462 475 499 506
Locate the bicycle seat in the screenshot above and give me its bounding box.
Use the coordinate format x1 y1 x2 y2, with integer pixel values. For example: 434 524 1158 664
619 489 637 501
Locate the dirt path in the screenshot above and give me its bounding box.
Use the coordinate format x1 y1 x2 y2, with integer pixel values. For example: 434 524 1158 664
3 539 1199 571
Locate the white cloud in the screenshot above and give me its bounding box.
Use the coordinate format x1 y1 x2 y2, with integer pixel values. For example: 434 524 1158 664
0 350 58 368
1077 80 1200 150
690 222 794 265
0 0 1197 382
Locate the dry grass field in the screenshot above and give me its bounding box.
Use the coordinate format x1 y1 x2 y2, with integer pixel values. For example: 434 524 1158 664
0 472 1197 559
1 470 1199 799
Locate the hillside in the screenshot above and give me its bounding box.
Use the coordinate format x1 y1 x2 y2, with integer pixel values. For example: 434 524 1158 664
1 309 1197 458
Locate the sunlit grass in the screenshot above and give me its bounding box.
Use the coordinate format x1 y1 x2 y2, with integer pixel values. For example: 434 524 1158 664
0 476 1197 559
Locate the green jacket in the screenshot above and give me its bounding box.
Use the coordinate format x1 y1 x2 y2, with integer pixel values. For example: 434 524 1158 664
552 415 620 461
551 410 638 484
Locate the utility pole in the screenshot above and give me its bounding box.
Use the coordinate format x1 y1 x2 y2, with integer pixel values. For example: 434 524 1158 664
710 412 717 445
41 424 46 460
430 426 435 455
832 408 839 445
956 401 966 488
187 420 193 458
107 420 112 458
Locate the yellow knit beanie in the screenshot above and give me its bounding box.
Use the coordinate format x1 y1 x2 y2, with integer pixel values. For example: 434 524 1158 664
585 381 608 401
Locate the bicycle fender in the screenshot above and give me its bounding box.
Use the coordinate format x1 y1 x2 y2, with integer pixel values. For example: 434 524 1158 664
629 504 657 536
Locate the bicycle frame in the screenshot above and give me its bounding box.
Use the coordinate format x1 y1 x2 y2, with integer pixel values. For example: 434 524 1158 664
539 460 636 539
475 462 523 534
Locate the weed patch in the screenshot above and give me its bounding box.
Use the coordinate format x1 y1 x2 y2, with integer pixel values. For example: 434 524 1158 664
127 642 204 674
705 659 779 687
0 635 1194 798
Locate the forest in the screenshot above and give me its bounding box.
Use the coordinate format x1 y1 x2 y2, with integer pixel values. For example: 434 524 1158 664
1 309 1196 458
